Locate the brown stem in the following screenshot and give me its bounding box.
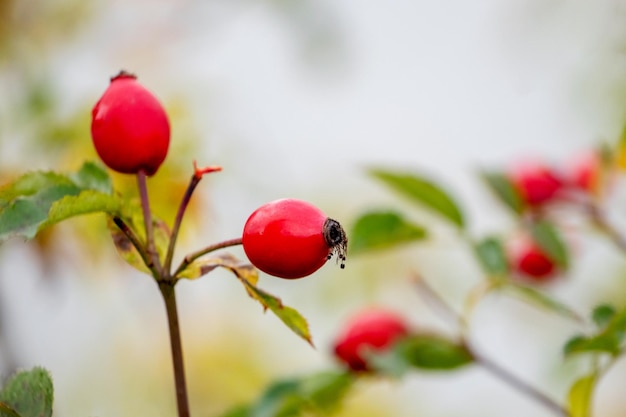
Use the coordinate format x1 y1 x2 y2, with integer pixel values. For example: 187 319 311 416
164 174 202 275
137 171 163 276
174 237 243 278
159 282 190 417
587 202 626 253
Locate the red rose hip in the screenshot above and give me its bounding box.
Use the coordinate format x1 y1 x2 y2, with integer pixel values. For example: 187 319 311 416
511 240 557 281
333 309 409 372
509 162 563 207
242 198 347 279
91 71 170 176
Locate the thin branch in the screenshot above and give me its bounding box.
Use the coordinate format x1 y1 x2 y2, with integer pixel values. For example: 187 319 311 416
174 237 243 278
586 202 626 253
164 175 201 275
473 351 570 417
412 271 570 417
164 163 222 276
411 272 466 330
137 171 163 276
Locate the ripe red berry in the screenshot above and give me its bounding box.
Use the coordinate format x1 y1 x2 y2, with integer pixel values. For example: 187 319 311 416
509 162 563 207
242 198 347 279
91 71 170 176
333 309 409 372
511 240 556 281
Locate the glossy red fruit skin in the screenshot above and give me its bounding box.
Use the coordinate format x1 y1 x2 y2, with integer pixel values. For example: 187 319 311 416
242 199 346 279
333 309 409 372
91 71 170 176
513 243 556 281
509 163 563 206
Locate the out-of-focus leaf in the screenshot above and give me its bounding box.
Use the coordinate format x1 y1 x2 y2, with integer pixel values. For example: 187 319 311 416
349 211 427 254
369 169 465 228
563 305 626 356
563 334 620 357
473 236 509 278
369 334 473 377
564 304 626 357
567 373 597 417
617 124 626 170
481 171 524 214
298 371 353 413
0 367 53 417
502 283 582 323
531 220 569 269
0 402 21 417
0 162 116 243
592 304 616 329
218 405 251 417
217 371 353 417
251 379 303 417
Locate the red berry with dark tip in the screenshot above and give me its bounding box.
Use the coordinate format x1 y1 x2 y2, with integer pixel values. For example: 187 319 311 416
509 162 563 206
242 198 347 279
91 71 170 176
333 309 409 372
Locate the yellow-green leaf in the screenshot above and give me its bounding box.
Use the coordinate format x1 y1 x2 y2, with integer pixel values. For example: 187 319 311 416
179 253 313 345
568 373 597 417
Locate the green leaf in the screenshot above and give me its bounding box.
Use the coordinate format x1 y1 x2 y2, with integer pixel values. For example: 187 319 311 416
297 371 353 413
369 334 473 377
530 220 569 269
563 334 622 356
243 282 313 346
502 283 582 323
567 373 597 417
592 304 616 329
251 379 303 417
563 304 626 357
218 371 354 417
481 171 524 214
40 190 121 230
0 367 53 417
369 169 465 228
398 334 473 370
0 162 116 243
473 237 509 277
183 253 313 345
69 161 113 194
349 211 427 254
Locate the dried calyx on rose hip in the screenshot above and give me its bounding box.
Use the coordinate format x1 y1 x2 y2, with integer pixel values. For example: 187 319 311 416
333 309 409 372
91 70 170 176
242 198 348 279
